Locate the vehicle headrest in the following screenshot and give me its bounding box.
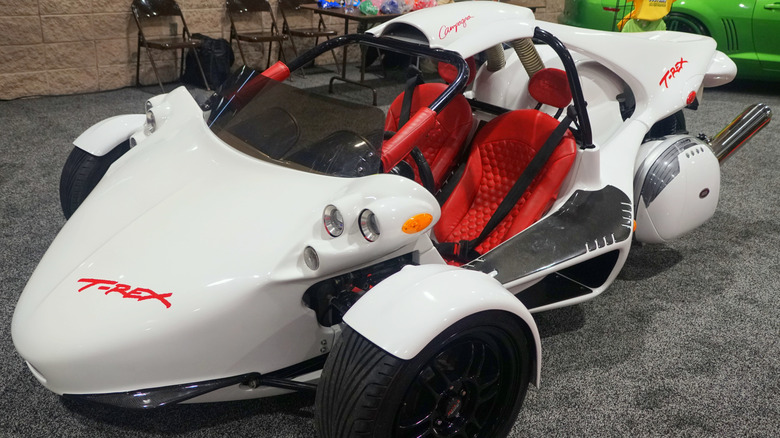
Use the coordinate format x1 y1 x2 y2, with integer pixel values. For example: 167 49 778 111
528 68 572 109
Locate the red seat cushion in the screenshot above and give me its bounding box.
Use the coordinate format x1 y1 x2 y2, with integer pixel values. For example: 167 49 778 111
385 83 473 190
434 109 576 259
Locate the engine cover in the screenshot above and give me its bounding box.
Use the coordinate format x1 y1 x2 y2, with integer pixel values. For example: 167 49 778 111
633 135 720 243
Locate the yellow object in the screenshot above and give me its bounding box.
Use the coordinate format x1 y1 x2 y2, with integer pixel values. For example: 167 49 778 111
633 0 675 21
617 0 676 31
402 213 433 234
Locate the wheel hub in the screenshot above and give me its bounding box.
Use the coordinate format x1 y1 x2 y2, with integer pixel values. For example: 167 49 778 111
445 396 463 418
433 381 475 435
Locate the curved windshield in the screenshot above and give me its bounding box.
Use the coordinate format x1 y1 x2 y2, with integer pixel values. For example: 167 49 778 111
207 69 385 178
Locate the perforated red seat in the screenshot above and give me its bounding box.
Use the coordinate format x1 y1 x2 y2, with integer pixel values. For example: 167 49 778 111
385 83 473 190
434 109 577 260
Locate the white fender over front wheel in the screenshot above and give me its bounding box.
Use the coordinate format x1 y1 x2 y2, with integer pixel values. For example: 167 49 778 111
73 114 145 156
342 264 541 382
316 311 532 438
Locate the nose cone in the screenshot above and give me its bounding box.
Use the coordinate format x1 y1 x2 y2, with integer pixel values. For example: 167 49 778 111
11 134 342 395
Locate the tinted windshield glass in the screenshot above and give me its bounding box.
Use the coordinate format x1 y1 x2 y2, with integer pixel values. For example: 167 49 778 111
208 72 385 178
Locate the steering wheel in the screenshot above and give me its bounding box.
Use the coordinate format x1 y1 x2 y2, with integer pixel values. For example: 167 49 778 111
409 147 436 194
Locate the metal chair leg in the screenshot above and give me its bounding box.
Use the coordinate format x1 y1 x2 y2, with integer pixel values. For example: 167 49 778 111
266 41 273 69
326 36 340 76
190 47 211 91
287 33 306 78
277 39 286 64
136 34 142 87
235 37 248 66
144 46 166 93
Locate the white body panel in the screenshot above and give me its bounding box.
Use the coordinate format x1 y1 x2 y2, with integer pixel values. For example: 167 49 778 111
367 2 536 58
73 114 146 156
539 22 718 127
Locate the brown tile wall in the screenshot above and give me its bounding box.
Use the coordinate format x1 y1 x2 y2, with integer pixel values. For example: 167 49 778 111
0 0 551 100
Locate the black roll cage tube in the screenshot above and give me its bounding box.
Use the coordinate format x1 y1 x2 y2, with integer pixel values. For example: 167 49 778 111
285 33 469 114
534 27 594 148
284 30 592 148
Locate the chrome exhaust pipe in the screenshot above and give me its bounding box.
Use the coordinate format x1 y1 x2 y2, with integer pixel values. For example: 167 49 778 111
710 103 772 163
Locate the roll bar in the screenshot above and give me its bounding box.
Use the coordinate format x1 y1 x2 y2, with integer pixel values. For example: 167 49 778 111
279 29 590 148
285 33 469 114
533 28 593 148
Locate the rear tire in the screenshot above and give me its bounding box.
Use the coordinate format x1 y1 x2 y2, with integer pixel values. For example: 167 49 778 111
59 141 130 219
316 311 532 438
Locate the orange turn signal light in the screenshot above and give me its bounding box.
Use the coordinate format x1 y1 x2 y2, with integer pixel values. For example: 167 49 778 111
402 213 433 234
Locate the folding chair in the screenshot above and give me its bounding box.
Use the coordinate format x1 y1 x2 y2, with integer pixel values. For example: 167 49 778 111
131 0 210 92
277 0 340 75
226 0 288 69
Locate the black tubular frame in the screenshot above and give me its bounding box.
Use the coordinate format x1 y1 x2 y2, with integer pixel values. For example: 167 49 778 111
533 27 594 148
285 33 469 113
282 30 589 145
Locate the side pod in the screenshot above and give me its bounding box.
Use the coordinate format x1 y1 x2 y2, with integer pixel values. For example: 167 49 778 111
343 264 543 386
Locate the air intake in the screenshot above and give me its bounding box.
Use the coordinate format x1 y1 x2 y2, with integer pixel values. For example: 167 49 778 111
721 19 739 52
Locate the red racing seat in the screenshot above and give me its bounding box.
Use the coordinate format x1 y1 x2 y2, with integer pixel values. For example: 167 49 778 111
385 83 473 190
434 109 577 260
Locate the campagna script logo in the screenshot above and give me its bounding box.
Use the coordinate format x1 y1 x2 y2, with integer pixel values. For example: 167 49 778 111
77 278 173 308
439 15 474 40
659 58 688 88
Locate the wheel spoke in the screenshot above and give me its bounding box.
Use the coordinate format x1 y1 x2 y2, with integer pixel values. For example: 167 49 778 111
468 342 487 379
417 365 445 398
464 415 484 437
430 360 454 388
397 410 433 430
476 376 500 405
477 373 499 391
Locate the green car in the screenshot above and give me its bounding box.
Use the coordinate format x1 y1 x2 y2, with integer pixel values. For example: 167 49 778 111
559 0 780 81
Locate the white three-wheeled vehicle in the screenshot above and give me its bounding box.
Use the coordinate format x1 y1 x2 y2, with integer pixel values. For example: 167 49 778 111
12 3 771 437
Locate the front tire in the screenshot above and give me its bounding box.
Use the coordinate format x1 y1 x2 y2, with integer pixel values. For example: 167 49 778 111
316 311 532 438
59 141 130 219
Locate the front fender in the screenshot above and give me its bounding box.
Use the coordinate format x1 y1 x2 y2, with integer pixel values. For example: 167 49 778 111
343 264 542 386
73 114 145 156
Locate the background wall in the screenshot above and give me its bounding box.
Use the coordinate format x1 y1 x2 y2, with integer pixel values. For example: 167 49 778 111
0 0 562 100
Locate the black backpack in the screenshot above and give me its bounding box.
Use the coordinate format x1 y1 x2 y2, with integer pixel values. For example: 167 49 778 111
183 34 235 90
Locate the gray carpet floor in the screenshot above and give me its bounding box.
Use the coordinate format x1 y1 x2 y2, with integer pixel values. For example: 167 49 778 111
1 70 778 437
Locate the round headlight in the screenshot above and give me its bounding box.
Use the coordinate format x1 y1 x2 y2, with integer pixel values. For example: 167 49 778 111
303 246 319 270
359 209 380 242
323 205 344 237
145 109 156 134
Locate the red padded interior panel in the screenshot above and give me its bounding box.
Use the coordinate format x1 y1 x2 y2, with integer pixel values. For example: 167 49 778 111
434 109 576 259
528 68 572 109
385 83 473 189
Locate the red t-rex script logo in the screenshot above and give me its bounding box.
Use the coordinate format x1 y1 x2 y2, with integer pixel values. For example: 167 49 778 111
659 58 688 88
77 278 173 309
